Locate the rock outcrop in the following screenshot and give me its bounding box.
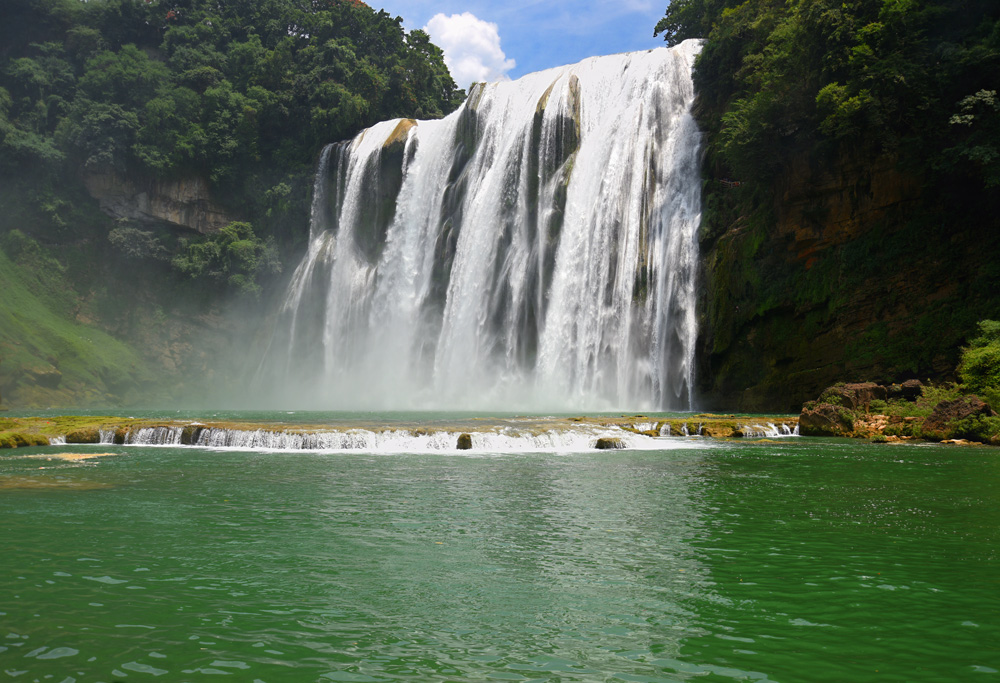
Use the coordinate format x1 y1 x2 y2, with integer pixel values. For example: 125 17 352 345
799 402 856 437
697 144 1000 412
84 170 233 234
921 396 996 441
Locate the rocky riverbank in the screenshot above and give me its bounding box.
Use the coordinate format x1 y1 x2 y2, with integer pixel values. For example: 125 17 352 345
799 381 1000 446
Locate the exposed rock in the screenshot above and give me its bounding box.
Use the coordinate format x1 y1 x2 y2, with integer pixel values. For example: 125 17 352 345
84 170 233 234
799 402 856 437
595 437 626 450
456 433 473 450
181 426 204 445
65 428 100 444
921 396 996 441
819 382 886 411
694 141 999 413
900 379 924 401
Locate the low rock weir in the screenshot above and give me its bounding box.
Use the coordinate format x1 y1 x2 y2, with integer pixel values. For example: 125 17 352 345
256 41 703 411
92 424 704 453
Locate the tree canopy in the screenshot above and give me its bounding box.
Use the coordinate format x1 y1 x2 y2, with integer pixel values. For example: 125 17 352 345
1 0 463 184
656 0 1000 190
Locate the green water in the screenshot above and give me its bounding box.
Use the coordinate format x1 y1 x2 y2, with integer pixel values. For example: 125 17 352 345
1 437 998 682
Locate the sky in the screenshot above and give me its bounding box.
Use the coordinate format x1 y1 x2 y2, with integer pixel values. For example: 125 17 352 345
372 1 669 91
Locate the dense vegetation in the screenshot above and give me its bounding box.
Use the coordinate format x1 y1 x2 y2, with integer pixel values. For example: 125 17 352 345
0 0 462 407
1 0 462 249
656 0 999 193
656 0 1000 410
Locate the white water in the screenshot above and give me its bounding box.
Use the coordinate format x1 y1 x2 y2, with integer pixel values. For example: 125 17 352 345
740 423 800 438
94 424 708 454
258 41 703 411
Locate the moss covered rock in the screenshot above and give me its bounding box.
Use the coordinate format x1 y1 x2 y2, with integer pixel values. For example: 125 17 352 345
799 402 856 437
921 396 997 441
595 437 625 450
65 428 100 444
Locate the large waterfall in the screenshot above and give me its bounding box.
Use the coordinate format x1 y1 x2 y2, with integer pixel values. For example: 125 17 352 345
257 40 702 412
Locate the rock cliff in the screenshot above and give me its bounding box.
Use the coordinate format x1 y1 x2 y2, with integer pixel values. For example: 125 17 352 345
83 170 234 234
697 151 1000 412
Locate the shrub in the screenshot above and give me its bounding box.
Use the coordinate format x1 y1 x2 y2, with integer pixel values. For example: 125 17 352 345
959 321 1000 401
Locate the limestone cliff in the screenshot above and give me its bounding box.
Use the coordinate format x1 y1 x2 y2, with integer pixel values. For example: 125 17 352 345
697 151 1000 412
83 170 234 234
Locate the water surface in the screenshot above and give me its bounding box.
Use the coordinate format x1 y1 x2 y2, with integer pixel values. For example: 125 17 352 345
1 436 997 681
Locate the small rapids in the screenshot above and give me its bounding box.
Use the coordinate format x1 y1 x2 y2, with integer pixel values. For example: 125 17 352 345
88 424 713 454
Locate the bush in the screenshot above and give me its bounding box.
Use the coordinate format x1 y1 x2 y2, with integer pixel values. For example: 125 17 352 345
959 320 1000 406
959 321 1000 390
172 221 280 297
948 415 1000 443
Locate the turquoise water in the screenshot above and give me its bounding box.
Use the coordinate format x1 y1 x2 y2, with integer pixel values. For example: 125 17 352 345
1 436 997 682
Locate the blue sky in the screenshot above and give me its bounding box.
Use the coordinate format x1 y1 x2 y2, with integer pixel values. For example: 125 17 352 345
372 1 669 89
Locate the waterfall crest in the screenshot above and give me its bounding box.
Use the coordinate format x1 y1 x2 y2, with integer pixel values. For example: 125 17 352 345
257 40 702 411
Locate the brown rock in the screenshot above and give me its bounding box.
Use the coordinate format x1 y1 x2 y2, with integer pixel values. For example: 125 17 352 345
595 437 625 450
901 379 923 401
820 382 887 411
456 433 473 450
65 429 100 444
799 402 856 437
921 396 996 441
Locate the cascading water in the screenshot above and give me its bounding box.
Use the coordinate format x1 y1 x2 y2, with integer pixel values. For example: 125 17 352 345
257 40 702 411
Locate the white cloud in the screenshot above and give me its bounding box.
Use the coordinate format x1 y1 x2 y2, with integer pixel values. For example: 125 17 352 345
423 12 516 89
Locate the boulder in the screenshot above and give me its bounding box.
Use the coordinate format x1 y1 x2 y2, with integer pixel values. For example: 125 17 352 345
456 433 473 450
595 437 625 450
799 402 856 437
819 382 887 411
65 428 100 444
921 396 996 441
900 379 923 401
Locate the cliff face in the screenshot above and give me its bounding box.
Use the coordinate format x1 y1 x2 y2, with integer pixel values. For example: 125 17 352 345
83 171 234 234
697 152 1000 412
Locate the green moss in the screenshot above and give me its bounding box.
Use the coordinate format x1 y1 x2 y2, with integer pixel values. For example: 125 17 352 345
0 242 151 408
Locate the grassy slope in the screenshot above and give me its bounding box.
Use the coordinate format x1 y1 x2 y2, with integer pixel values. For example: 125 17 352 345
0 245 150 408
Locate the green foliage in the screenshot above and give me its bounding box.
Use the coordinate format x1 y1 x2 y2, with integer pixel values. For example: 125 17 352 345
958 320 1000 402
172 222 281 297
0 238 150 407
946 414 1000 442
107 224 169 261
0 0 464 245
657 0 1000 190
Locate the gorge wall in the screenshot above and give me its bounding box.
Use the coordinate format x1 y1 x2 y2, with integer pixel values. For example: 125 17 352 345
696 152 1000 412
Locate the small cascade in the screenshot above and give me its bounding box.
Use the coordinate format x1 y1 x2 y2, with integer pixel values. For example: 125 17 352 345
256 41 703 412
62 424 709 453
125 427 184 446
740 423 799 438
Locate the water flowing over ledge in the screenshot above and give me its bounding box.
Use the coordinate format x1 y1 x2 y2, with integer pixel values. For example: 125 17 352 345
20 414 798 454
256 41 703 412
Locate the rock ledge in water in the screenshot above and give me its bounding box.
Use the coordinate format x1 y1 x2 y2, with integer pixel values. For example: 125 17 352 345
595 437 625 450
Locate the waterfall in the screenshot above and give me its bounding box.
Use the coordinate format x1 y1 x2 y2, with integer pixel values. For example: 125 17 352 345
257 40 703 411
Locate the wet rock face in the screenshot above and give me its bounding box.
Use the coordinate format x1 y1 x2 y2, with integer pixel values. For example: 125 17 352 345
921 396 996 441
696 141 998 413
799 403 856 437
594 437 625 449
83 171 233 234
